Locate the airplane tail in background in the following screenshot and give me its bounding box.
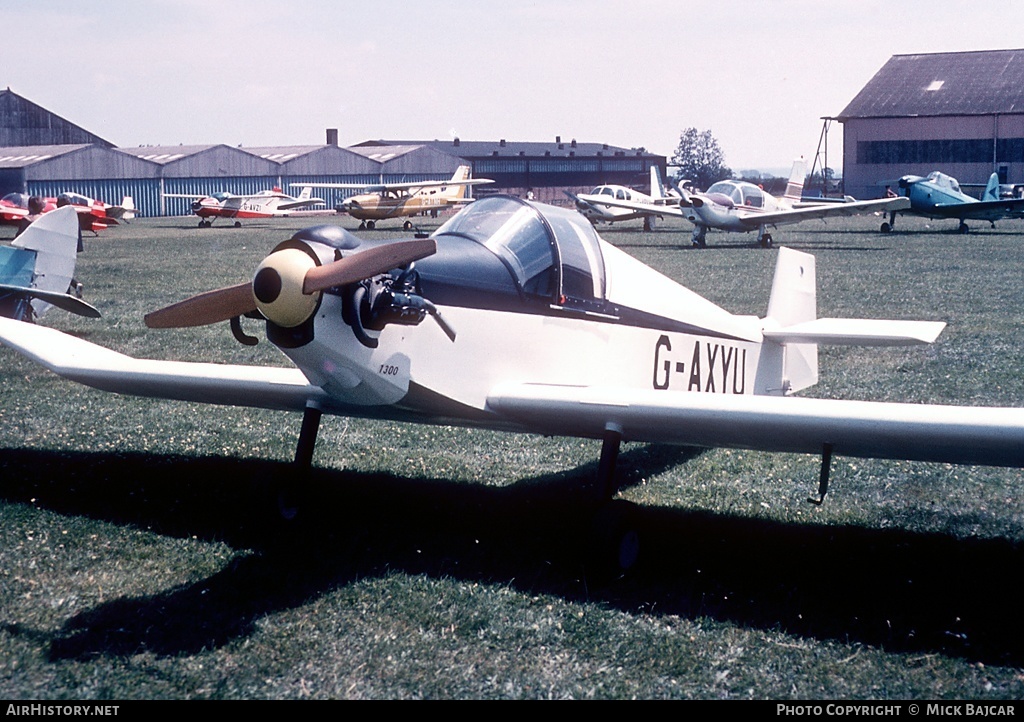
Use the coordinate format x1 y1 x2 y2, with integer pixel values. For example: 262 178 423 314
783 159 807 202
119 196 137 220
447 165 473 200
650 165 669 199
983 173 1001 201
297 186 313 201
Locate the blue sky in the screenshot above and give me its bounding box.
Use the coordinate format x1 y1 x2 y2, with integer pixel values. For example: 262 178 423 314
5 0 1024 173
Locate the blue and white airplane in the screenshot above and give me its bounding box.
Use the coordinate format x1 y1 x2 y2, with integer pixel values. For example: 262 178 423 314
881 171 1024 233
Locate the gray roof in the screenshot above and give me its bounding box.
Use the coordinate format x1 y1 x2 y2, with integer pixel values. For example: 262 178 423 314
353 138 658 159
0 144 92 168
838 48 1024 119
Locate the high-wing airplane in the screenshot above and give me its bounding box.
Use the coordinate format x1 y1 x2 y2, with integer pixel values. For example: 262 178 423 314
0 192 136 234
1 195 1022 570
565 166 679 230
585 159 910 247
0 205 100 322
292 165 494 230
165 187 326 228
879 171 1024 234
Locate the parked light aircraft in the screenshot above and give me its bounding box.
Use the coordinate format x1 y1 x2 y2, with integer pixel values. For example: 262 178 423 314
0 192 136 233
585 160 910 247
293 165 493 230
880 171 1024 234
565 166 678 230
1 195 1022 569
0 206 100 322
166 187 326 227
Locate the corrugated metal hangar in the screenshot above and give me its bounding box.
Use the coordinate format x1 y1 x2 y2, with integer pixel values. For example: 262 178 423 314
0 88 666 218
838 48 1024 199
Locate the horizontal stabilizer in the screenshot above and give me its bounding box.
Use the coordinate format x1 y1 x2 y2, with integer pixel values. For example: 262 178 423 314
763 318 945 346
0 283 100 318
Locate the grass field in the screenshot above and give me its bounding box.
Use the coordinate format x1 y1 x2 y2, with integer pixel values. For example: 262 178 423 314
1 208 1023 699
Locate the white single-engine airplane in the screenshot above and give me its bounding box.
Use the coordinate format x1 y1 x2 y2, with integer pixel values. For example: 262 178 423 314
165 187 326 228
587 160 911 247
565 166 678 230
1 196 1022 569
0 206 100 322
292 165 494 230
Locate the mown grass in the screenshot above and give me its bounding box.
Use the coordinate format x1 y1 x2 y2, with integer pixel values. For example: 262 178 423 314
1 210 1023 699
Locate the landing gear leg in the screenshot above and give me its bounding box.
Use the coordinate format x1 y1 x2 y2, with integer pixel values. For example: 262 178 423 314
278 405 322 521
691 225 707 248
588 424 640 575
808 442 833 505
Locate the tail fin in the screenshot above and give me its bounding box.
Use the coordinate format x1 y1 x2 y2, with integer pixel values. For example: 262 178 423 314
120 196 137 220
650 165 668 199
297 186 312 201
10 206 81 319
447 165 472 200
783 158 807 201
755 246 945 395
983 172 1001 201
756 247 818 394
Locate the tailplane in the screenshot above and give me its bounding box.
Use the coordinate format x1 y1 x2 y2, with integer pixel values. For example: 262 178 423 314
756 247 945 395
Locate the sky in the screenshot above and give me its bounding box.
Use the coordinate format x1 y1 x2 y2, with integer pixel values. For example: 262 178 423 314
5 0 1024 175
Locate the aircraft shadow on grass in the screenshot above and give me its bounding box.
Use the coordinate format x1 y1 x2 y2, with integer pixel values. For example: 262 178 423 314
1 445 1022 667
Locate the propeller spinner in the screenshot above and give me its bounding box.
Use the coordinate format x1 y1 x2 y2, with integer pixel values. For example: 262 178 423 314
144 238 437 330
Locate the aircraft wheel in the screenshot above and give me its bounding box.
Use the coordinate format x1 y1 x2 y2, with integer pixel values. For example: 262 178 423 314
403 220 413 231
234 221 242 228
880 222 892 233
366 221 376 230
198 219 205 228
760 234 773 248
958 222 969 234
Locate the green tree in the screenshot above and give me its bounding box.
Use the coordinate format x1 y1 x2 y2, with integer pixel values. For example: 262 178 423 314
670 128 732 191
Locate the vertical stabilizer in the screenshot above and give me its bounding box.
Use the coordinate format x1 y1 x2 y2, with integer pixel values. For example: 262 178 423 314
983 172 1001 201
448 165 473 200
650 165 668 199
756 247 818 395
10 206 80 318
783 159 807 202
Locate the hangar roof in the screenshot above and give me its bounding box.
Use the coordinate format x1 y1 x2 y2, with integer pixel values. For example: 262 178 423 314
838 48 1024 119
0 144 92 168
353 138 658 159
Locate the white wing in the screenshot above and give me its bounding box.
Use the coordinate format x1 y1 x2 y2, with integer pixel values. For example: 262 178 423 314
487 382 1024 468
0 317 325 412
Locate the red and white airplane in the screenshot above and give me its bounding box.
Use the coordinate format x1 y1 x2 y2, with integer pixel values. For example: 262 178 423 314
165 186 325 227
0 192 137 233
0 196 1022 569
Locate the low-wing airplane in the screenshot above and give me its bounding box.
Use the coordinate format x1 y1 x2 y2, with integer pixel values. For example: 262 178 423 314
565 166 678 230
292 165 494 230
585 159 910 247
165 187 326 228
0 205 100 322
0 192 137 234
879 171 1024 234
1 195 1022 570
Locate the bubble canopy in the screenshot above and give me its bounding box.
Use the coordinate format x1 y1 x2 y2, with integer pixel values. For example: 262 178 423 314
433 195 606 305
